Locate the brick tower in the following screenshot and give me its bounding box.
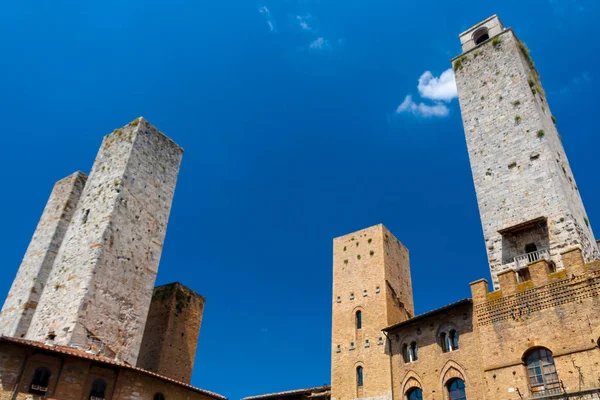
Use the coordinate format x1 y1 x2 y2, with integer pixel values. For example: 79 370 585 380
137 282 205 383
0 172 87 338
453 15 599 288
330 224 413 400
25 118 183 365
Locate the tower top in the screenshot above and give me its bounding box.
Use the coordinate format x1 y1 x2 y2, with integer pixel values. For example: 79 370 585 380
458 15 505 53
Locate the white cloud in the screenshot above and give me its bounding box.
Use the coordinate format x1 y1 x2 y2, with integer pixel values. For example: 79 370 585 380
309 37 330 51
296 15 311 30
396 95 450 118
417 69 457 102
259 5 275 32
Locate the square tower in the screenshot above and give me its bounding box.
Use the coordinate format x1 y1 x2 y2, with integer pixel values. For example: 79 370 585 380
137 282 205 383
0 172 87 338
26 118 183 365
331 224 413 400
453 15 599 288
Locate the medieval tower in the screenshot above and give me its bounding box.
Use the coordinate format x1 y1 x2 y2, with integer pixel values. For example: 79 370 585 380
330 224 413 400
453 15 599 289
2 118 184 365
0 172 87 338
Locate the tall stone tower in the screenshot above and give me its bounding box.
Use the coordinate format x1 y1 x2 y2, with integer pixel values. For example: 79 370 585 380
453 15 599 288
0 172 87 338
331 224 413 400
26 118 183 365
137 282 205 383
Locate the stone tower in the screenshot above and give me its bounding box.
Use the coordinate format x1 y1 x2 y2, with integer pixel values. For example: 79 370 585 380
26 118 183 365
137 282 205 383
0 172 87 338
453 15 599 288
331 224 413 400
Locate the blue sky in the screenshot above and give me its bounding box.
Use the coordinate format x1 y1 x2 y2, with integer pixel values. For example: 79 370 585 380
1 1 599 399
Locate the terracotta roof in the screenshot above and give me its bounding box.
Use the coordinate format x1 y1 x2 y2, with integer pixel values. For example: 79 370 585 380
243 385 331 400
0 336 226 400
382 298 472 332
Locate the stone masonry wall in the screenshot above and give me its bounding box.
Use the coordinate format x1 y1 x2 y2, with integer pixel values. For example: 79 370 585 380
137 282 205 384
0 172 87 338
387 302 485 400
331 224 412 400
454 26 598 289
26 118 183 365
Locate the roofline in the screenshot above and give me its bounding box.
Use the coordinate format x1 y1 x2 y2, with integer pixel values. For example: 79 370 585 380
242 385 331 400
0 336 226 400
382 299 472 332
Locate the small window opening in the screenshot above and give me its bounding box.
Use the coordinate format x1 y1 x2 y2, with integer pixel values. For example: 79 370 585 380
525 243 538 253
356 366 364 387
403 342 419 362
82 209 90 224
440 332 448 352
518 267 532 283
89 379 107 400
473 27 490 45
154 393 166 400
356 311 362 329
440 329 459 352
29 367 51 395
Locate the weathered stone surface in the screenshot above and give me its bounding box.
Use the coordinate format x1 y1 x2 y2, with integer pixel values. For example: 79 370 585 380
137 282 205 383
0 172 87 338
26 118 183 365
454 16 599 289
330 224 413 400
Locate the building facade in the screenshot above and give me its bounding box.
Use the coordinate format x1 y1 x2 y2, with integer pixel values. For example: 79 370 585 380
244 15 600 400
0 118 223 400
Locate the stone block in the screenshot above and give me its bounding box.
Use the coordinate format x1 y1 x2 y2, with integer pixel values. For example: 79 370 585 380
497 269 518 296
561 247 586 276
528 259 550 286
469 279 489 304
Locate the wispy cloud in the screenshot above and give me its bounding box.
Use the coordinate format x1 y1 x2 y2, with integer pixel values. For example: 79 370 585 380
396 95 450 117
309 37 330 51
418 69 458 102
259 5 275 32
558 71 591 94
296 14 312 31
396 68 457 118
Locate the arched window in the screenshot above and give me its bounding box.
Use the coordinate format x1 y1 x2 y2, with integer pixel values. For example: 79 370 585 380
89 378 107 400
447 378 466 400
440 328 459 352
402 341 418 363
449 330 459 350
411 341 418 361
29 367 51 395
154 393 166 400
440 332 448 352
473 27 489 45
406 387 423 400
525 348 560 395
356 366 364 387
356 311 362 330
